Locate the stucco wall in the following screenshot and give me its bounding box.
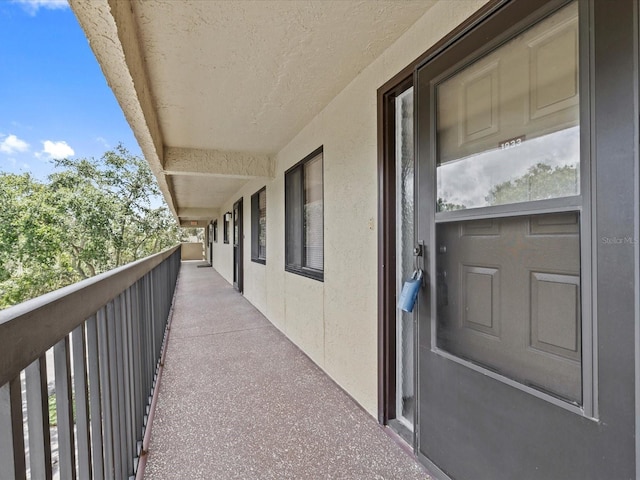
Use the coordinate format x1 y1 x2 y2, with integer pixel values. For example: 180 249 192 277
212 215 234 282
181 242 204 261
211 0 488 416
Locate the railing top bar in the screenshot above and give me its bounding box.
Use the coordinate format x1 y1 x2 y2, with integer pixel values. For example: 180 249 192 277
0 245 180 387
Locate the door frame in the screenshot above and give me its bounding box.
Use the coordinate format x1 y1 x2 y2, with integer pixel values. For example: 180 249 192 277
376 0 507 428
233 198 243 293
209 222 214 264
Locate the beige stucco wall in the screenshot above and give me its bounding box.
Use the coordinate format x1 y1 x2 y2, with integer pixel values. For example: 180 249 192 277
212 216 234 281
211 0 488 416
181 242 204 261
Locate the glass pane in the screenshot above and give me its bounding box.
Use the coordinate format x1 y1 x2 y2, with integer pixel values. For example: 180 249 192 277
233 208 239 244
436 1 579 212
395 88 415 430
259 189 266 259
304 154 323 271
285 168 302 267
436 213 582 403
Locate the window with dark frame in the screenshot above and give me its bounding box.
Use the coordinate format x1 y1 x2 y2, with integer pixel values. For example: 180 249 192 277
285 147 323 281
223 213 230 244
213 220 218 243
251 187 267 264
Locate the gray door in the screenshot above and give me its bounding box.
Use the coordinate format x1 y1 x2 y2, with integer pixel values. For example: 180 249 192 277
233 198 243 293
415 0 637 478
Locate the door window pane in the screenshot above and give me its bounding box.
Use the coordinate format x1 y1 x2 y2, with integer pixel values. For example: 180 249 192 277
436 2 579 211
436 213 582 403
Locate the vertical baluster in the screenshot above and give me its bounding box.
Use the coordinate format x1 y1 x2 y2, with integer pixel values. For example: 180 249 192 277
123 288 137 469
86 315 105 480
72 324 92 479
0 376 27 479
25 356 53 480
106 300 123 479
163 260 168 317
139 277 148 430
113 294 128 479
157 266 163 357
148 270 156 373
54 337 77 480
130 282 143 455
159 262 165 322
97 307 115 479
144 274 153 402
159 266 164 353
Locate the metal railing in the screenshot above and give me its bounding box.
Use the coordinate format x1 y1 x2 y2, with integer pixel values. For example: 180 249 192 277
0 246 181 480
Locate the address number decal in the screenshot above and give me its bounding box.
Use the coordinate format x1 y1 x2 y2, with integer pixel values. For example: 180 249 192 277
499 135 526 150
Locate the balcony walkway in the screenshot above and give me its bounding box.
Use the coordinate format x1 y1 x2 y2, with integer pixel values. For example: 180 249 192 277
143 261 430 479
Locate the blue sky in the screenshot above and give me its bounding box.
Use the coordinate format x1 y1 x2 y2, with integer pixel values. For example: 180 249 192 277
0 0 140 180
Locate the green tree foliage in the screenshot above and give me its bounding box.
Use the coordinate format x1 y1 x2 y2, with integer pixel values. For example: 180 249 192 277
486 163 579 206
437 197 466 212
0 145 180 308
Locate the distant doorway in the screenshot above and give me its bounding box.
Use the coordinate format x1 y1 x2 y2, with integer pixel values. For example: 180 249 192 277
233 198 244 293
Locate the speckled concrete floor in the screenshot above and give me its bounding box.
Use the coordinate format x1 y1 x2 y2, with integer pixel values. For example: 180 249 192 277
143 262 431 480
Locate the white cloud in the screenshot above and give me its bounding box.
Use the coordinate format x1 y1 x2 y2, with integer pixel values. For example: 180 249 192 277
0 134 30 154
95 136 110 149
10 121 31 129
12 0 69 15
42 140 74 160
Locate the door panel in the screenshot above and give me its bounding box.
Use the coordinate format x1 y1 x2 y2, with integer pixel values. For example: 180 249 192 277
436 213 581 402
415 0 637 478
233 199 243 293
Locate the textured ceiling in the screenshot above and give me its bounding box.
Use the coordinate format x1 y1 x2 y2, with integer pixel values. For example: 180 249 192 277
132 0 436 154
72 0 437 221
171 176 249 210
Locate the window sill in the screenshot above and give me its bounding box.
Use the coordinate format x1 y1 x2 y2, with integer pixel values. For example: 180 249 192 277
285 265 324 282
251 258 266 265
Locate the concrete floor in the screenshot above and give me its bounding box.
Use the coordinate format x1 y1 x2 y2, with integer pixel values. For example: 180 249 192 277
143 262 431 480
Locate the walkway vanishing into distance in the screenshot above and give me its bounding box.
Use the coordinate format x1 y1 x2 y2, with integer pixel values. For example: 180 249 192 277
143 262 430 479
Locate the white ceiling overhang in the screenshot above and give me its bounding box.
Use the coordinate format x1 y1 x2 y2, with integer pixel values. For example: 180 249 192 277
69 0 436 226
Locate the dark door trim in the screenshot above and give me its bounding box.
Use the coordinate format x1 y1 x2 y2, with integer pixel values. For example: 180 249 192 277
209 222 214 264
233 198 243 293
376 0 508 426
